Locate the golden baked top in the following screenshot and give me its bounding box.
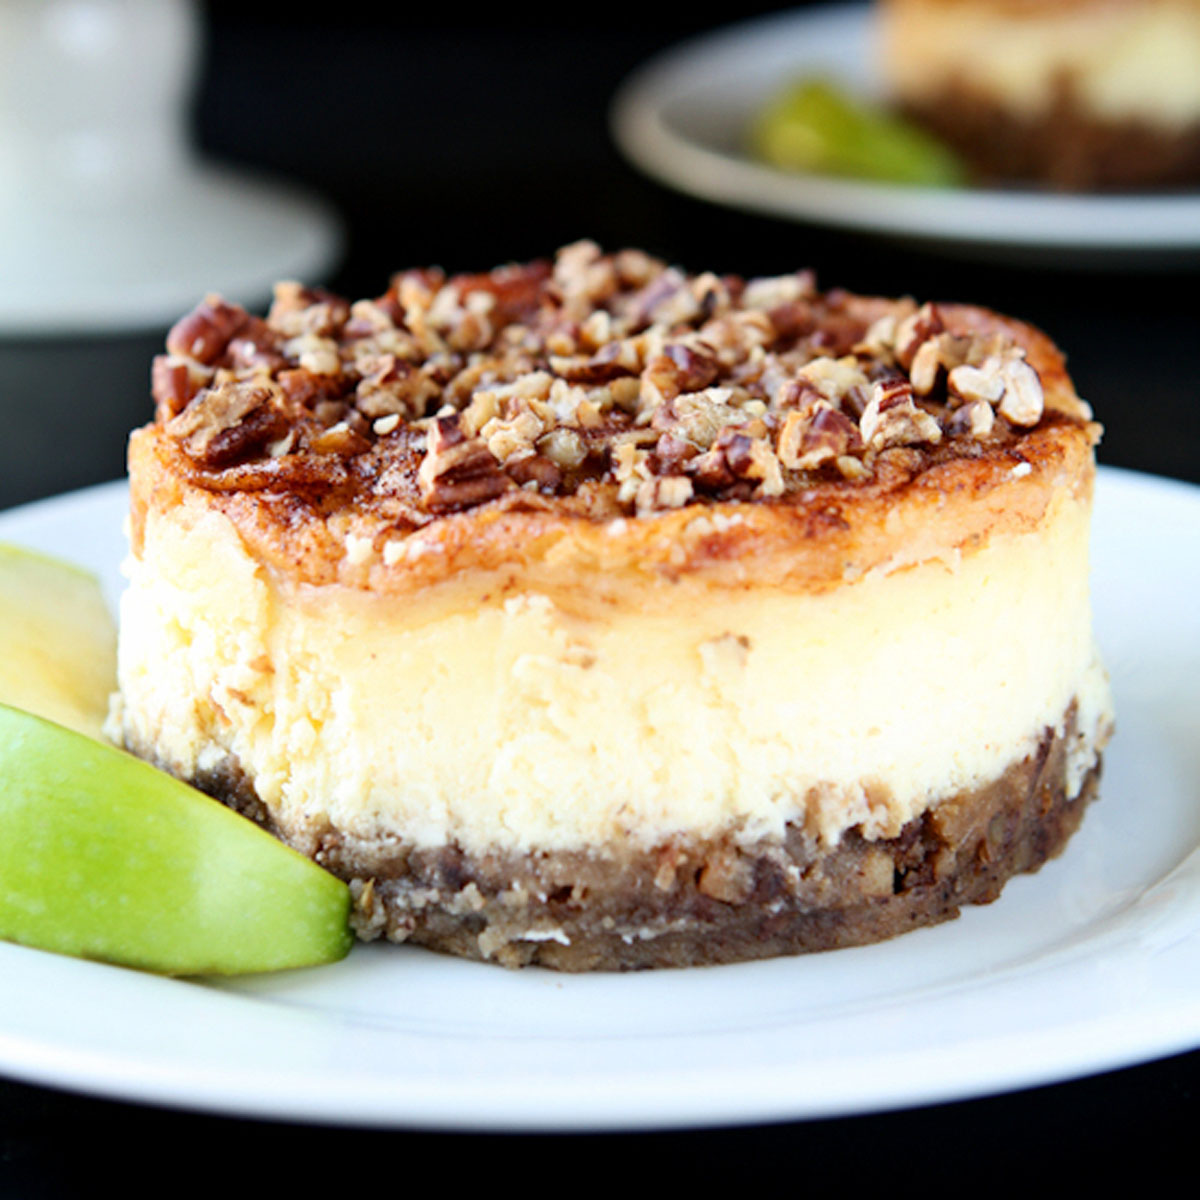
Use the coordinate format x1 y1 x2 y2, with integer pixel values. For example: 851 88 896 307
136 241 1099 595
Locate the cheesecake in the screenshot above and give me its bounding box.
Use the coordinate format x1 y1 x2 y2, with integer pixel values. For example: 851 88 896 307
109 241 1113 969
879 0 1200 188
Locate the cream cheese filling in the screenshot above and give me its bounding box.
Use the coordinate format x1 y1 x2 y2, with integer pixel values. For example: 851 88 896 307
882 0 1200 126
111 488 1112 857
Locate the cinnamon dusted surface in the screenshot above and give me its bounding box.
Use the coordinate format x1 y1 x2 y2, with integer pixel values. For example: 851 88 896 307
130 706 1099 971
132 242 1098 595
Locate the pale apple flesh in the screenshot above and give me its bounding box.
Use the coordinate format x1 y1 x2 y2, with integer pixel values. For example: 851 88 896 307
0 703 353 975
0 542 116 740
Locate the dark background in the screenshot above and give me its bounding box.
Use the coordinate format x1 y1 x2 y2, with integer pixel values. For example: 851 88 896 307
2 2 1198 1188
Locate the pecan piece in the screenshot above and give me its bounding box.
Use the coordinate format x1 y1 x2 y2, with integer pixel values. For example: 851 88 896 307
773 378 825 412
691 428 783 496
766 299 816 342
946 399 996 438
539 427 588 470
555 338 642 384
635 474 694 513
151 355 206 421
653 387 745 450
417 418 512 512
343 295 405 340
947 361 1006 406
506 452 563 493
165 378 287 468
689 446 736 491
893 302 945 371
740 270 816 311
808 314 868 357
310 421 371 457
777 401 863 470
275 367 344 413
696 847 754 904
267 282 350 338
355 356 441 419
909 332 970 396
995 356 1045 426
165 295 250 366
627 267 700 329
796 356 870 410
720 431 758 477
643 343 721 401
854 312 901 360
650 431 700 475
859 376 942 451
462 260 552 328
225 315 286 375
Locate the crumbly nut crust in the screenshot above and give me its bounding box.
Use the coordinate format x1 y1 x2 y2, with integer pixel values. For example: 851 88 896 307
127 705 1099 971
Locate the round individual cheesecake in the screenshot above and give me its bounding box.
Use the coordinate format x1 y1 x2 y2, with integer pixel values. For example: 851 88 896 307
879 0 1200 188
109 242 1113 970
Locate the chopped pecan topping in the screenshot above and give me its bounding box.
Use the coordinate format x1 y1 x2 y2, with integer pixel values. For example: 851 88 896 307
650 431 699 475
654 387 748 451
947 361 1006 406
151 244 1063 516
227 323 286 375
742 270 816 312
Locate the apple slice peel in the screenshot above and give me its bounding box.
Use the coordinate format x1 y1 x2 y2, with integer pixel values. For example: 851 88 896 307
0 703 353 976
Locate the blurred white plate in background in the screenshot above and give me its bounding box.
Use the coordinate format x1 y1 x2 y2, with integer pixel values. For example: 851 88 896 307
610 3 1200 263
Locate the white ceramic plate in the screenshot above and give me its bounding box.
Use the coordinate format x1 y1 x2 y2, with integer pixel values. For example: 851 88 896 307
610 3 1200 261
0 467 1198 1131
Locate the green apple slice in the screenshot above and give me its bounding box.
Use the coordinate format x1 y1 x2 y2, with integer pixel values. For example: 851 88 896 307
0 541 117 740
751 77 967 187
0 703 353 975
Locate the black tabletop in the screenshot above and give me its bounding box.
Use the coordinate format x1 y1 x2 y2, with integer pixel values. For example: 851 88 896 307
2 5 1198 1185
